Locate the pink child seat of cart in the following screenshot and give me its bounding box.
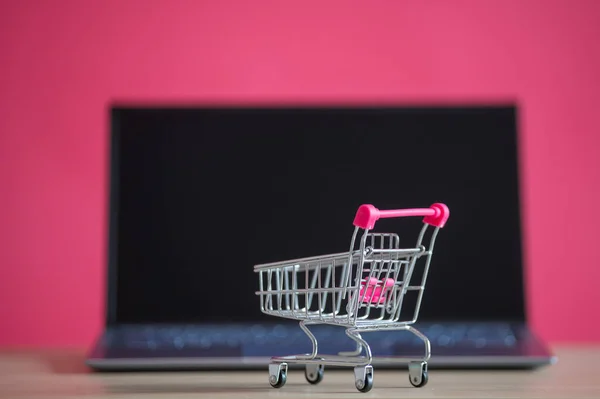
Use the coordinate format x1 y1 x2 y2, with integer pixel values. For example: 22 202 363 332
359 277 395 304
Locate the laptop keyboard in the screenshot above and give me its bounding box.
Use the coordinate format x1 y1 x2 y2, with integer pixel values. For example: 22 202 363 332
106 322 518 351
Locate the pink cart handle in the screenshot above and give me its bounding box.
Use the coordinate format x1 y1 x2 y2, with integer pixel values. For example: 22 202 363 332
353 203 450 230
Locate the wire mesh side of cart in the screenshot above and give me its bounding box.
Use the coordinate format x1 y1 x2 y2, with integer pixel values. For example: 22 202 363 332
254 221 442 327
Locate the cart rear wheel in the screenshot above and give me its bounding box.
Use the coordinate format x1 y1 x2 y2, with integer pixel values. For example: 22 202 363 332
356 372 373 393
409 370 428 388
408 361 428 388
305 364 324 384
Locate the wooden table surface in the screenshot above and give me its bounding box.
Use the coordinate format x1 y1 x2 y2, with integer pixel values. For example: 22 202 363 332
1 346 599 398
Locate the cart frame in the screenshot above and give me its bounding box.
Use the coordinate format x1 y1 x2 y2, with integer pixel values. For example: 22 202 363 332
254 203 449 392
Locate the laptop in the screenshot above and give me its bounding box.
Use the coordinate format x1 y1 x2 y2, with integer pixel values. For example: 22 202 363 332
86 104 556 371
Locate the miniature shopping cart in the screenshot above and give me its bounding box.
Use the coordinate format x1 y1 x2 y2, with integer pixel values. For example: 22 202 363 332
254 203 450 392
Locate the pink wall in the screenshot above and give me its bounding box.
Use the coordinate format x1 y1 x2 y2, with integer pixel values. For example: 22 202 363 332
1 0 599 347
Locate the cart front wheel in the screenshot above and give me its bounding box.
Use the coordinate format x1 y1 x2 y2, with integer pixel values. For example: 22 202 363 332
409 370 428 387
269 370 286 388
305 363 324 384
408 361 429 388
356 373 373 393
268 363 287 389
354 365 373 393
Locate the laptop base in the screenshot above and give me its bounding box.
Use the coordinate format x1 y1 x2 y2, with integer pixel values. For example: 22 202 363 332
86 321 556 371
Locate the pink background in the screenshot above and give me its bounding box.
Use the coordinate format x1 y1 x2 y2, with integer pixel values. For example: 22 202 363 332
1 0 599 348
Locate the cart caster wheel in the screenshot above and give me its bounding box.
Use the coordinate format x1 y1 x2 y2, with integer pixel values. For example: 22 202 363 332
305 363 324 385
354 365 373 393
408 361 428 388
268 363 287 389
409 370 428 387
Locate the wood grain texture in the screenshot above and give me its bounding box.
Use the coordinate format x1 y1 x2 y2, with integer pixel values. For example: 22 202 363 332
0 346 598 398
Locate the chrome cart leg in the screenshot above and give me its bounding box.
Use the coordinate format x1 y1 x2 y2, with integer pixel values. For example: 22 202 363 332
353 365 373 393
406 325 432 361
268 362 288 389
299 321 318 359
406 325 431 387
345 328 374 393
345 328 373 365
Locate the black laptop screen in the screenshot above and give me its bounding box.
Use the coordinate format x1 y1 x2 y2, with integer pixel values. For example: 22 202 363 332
108 106 525 324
